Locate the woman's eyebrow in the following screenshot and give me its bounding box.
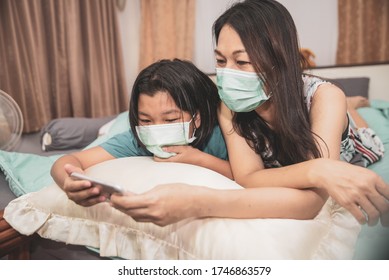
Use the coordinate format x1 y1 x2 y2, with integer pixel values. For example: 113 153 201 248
214 49 224 56
214 49 247 56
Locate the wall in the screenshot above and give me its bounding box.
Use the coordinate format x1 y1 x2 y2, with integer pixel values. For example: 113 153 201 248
194 0 338 73
117 0 339 91
117 0 140 97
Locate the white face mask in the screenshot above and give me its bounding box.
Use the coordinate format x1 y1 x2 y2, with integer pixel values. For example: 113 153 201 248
135 118 196 158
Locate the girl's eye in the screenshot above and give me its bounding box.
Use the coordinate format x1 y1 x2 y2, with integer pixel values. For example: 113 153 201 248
165 118 179 123
139 119 151 124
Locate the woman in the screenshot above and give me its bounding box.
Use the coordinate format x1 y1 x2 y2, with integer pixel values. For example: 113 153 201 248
110 0 389 227
51 59 231 206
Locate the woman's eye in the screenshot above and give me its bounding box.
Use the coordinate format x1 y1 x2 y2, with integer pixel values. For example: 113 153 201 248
216 59 226 66
237 60 251 66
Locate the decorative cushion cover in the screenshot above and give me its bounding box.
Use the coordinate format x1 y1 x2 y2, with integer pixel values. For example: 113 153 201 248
40 116 116 151
4 157 360 260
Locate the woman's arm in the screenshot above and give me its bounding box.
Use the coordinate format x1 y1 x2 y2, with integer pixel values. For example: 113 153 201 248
218 86 389 226
110 183 327 226
218 84 347 189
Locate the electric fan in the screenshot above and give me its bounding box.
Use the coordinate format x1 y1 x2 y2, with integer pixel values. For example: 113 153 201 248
0 89 23 151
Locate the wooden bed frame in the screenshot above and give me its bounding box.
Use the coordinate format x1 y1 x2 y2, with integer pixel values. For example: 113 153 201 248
0 210 35 259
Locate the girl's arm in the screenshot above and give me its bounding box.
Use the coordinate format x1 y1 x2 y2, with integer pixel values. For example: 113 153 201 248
50 146 115 206
154 146 233 179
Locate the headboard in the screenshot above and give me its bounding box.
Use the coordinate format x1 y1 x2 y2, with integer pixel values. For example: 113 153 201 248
307 62 389 101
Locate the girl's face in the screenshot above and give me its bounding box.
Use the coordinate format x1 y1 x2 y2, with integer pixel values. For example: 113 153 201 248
215 25 255 72
137 91 200 133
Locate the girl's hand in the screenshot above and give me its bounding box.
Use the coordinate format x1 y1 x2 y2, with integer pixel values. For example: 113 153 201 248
110 183 207 226
312 159 389 227
63 164 107 207
154 145 203 165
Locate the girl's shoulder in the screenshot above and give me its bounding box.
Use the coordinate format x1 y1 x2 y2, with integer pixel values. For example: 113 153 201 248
202 125 228 160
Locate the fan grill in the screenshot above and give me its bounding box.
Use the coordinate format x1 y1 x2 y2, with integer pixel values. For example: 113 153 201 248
0 90 23 151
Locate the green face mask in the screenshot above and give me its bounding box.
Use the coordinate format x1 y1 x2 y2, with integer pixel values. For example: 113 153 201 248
216 68 270 112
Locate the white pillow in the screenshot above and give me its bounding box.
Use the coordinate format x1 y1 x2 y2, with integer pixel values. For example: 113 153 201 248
4 157 360 259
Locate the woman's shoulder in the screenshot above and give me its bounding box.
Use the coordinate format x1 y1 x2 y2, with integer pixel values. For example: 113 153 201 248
303 75 328 96
303 75 341 110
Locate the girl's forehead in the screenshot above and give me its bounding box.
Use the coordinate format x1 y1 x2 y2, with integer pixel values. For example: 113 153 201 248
140 91 174 103
138 91 181 112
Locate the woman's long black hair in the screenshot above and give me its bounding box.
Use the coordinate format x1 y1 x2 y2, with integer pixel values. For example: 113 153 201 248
213 0 322 166
129 59 220 149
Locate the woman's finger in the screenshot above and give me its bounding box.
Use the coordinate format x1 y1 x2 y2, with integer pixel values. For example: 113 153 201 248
376 180 389 201
346 203 368 225
372 179 389 227
110 192 149 210
357 196 380 226
381 212 389 227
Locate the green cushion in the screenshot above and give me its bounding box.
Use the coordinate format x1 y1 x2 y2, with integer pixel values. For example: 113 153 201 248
357 106 389 144
357 103 389 183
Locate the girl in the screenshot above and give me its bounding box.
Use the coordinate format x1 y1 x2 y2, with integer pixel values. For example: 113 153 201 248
51 59 232 206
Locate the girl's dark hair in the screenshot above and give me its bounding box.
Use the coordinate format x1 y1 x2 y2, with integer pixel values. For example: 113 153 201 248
213 0 322 165
129 59 220 149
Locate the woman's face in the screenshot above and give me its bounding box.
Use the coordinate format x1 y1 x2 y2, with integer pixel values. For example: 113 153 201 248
137 91 200 134
215 25 255 72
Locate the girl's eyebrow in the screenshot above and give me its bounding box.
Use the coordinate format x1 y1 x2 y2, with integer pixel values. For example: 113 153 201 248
161 109 181 115
138 111 150 117
138 109 181 116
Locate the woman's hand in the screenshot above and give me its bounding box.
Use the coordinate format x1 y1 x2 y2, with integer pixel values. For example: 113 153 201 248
312 159 389 226
62 164 107 207
110 183 207 226
218 102 235 131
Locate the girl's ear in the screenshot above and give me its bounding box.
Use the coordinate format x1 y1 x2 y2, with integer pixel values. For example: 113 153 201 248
194 111 201 128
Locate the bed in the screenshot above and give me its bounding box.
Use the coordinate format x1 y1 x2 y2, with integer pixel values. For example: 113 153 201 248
1 64 389 260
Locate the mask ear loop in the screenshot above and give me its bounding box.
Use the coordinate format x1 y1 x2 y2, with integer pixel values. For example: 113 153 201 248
189 113 197 141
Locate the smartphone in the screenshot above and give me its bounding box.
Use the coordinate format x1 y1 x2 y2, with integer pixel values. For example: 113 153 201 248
70 172 124 194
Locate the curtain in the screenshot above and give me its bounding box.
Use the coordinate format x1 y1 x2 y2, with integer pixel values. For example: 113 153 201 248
0 0 128 133
337 0 389 65
139 0 195 70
